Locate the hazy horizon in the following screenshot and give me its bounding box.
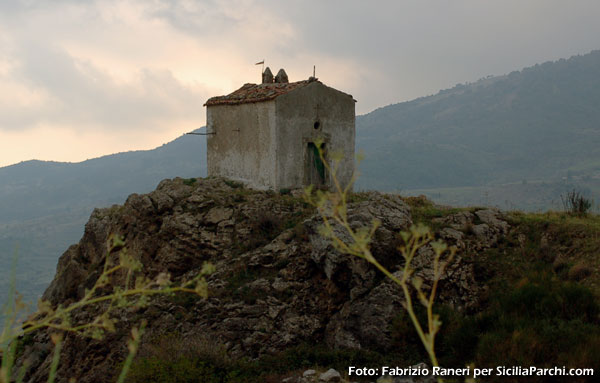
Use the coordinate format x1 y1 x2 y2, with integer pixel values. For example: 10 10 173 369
1 0 600 167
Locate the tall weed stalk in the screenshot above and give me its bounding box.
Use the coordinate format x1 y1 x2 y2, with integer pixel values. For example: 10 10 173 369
0 235 213 383
304 140 455 382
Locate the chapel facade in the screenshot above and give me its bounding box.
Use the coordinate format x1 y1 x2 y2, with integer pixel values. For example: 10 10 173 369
204 67 355 191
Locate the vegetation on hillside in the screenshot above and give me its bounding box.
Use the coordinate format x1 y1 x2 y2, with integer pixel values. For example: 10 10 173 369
356 50 600 209
124 193 600 383
3 174 598 382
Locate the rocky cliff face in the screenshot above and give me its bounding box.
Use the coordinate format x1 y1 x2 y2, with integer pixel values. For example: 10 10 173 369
16 178 510 383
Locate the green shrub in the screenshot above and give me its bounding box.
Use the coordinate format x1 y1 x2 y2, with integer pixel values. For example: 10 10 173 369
224 179 244 189
127 338 391 383
435 307 479 368
246 212 283 248
182 178 197 186
568 262 593 281
389 266 600 376
346 191 371 203
126 334 251 383
127 358 223 383
290 223 308 242
13 333 35 359
561 189 593 216
260 343 387 374
499 275 599 321
390 308 427 362
466 272 600 377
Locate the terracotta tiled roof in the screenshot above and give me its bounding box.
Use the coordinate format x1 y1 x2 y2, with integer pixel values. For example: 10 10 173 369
204 80 314 106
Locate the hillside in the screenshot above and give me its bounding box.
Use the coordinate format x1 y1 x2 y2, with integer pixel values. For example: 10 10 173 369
12 178 600 382
0 133 206 308
355 50 600 209
4 49 600 310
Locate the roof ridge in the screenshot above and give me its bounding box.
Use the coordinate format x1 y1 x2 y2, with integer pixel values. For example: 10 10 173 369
204 80 316 106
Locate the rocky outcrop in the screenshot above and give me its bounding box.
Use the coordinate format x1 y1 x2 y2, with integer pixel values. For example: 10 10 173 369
16 178 510 383
283 364 436 383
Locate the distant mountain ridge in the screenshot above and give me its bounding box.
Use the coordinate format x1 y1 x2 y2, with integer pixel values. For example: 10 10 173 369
355 49 600 203
0 133 207 224
0 132 206 307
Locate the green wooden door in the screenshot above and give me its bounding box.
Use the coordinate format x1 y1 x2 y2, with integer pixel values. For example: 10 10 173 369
306 142 326 187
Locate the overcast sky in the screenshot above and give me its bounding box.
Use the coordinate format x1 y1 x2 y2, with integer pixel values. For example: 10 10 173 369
1 0 599 167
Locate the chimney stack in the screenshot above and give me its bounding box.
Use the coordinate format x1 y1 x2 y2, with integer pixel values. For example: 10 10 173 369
262 67 273 84
275 68 289 83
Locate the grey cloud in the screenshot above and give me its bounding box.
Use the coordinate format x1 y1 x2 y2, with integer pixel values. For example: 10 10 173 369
147 0 299 56
264 0 600 111
2 0 600 127
146 0 600 113
1 41 209 131
0 0 91 13
147 0 242 36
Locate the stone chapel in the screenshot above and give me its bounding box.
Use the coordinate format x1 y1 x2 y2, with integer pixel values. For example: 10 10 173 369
204 67 355 190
